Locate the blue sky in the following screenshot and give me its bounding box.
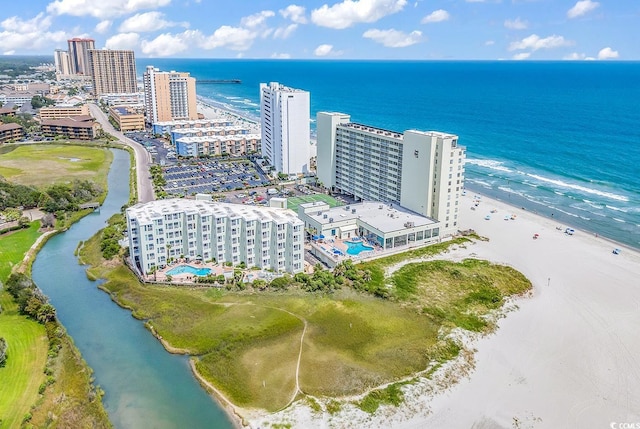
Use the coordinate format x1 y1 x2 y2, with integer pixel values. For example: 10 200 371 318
0 0 637 60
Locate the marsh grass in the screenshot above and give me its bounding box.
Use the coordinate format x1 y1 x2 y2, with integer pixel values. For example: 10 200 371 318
80 233 531 412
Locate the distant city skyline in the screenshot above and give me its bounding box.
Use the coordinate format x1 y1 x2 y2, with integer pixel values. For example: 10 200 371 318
0 0 637 60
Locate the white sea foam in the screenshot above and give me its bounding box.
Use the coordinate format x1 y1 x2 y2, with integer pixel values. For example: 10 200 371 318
467 179 493 188
526 173 629 202
465 159 513 174
549 206 579 218
605 205 627 213
613 218 626 223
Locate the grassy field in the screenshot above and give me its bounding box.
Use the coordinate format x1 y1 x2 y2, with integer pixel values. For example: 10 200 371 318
81 232 531 413
286 194 342 213
0 223 48 428
0 144 112 188
0 221 41 281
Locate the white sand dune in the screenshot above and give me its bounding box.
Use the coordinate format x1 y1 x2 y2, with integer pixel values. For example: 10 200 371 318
251 193 640 428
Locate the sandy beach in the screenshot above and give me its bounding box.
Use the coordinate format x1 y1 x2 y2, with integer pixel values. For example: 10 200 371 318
196 98 261 134
250 192 640 428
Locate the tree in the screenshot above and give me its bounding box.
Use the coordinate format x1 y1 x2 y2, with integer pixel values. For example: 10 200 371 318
0 337 7 367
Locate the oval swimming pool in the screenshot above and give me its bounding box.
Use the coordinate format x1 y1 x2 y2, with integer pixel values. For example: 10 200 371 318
345 241 374 256
166 265 212 276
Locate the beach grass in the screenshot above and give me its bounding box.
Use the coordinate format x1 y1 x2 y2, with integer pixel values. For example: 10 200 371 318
286 194 342 213
80 232 531 413
0 144 112 188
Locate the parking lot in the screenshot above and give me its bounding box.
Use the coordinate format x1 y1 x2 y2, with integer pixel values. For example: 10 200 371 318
126 131 175 165
162 158 271 196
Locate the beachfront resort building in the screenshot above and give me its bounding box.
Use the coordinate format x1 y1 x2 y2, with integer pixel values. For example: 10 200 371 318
88 49 137 96
260 82 310 175
152 118 233 135
144 66 197 125
109 106 145 131
317 112 465 234
126 199 304 275
298 201 441 250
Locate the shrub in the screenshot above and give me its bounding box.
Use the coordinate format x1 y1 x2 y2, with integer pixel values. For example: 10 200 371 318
0 337 7 367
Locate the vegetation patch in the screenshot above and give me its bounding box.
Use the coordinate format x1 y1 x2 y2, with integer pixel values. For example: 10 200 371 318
80 231 531 414
0 144 112 188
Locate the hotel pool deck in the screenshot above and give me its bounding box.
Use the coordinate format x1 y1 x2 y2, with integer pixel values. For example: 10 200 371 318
312 237 381 262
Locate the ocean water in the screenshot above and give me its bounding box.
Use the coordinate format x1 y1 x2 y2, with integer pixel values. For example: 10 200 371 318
138 59 640 249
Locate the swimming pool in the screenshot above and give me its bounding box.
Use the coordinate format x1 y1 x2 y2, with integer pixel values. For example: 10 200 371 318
345 241 374 256
165 265 212 276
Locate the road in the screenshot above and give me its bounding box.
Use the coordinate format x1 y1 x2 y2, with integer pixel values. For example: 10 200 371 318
88 103 154 203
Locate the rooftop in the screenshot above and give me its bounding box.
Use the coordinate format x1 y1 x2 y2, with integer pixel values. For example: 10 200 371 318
176 134 261 144
262 81 308 94
303 201 437 234
154 118 230 127
127 198 303 226
172 125 249 135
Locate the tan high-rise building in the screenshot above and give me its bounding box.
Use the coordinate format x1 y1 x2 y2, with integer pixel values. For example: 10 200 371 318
67 38 95 75
88 49 137 96
54 49 72 75
143 66 197 125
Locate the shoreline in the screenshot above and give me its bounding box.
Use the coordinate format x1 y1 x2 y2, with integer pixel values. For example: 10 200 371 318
251 192 640 428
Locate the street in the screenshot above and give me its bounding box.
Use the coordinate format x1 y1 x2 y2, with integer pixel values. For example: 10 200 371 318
88 103 154 203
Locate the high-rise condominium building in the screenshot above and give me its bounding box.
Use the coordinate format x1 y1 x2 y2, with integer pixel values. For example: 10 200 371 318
260 82 310 175
54 49 72 75
67 38 95 75
88 49 137 96
126 199 304 274
143 66 197 125
317 112 466 234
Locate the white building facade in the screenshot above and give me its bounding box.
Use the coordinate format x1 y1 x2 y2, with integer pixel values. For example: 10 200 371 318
316 112 465 234
126 199 304 275
260 82 310 175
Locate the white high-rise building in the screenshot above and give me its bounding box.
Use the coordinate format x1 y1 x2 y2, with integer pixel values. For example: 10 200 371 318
316 112 466 234
260 82 310 175
54 49 72 76
126 199 305 275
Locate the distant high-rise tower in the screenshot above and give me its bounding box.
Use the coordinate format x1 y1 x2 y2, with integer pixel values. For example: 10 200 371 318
143 66 198 125
88 49 137 96
67 38 95 75
53 49 71 76
259 82 310 175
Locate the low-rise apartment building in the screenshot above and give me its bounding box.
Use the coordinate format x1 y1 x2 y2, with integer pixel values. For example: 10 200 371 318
40 115 100 140
175 134 261 157
152 118 233 135
39 105 89 120
0 123 25 143
126 199 305 275
109 106 145 131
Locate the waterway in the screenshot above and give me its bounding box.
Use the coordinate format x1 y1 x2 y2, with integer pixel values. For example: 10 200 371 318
32 149 233 429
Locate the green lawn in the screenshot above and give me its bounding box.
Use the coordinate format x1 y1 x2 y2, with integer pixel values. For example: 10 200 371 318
0 222 47 429
0 144 112 188
0 221 42 281
286 194 342 213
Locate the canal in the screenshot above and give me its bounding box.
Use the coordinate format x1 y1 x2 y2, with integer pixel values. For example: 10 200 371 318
32 149 233 429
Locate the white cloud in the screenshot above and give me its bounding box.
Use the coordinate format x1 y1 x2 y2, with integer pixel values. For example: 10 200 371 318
567 0 599 19
564 52 585 60
0 13 69 52
95 20 112 34
504 17 528 30
485 40 495 46
240 10 275 28
512 52 531 60
273 24 298 39
598 47 619 60
119 11 185 33
421 9 449 24
105 32 140 50
4 50 16 55
362 28 422 47
509 34 572 51
141 32 191 56
314 44 340 56
311 0 407 29
201 26 256 51
1 13 52 33
271 52 292 59
280 5 307 23
47 0 172 18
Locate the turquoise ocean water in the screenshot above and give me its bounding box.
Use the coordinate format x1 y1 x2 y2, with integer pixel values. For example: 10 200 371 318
138 60 640 249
